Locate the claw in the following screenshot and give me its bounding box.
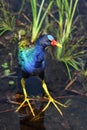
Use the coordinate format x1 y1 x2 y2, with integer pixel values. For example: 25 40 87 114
41 80 66 116
15 78 35 117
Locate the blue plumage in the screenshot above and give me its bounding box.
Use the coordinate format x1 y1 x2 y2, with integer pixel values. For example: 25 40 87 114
18 34 58 77
18 47 45 74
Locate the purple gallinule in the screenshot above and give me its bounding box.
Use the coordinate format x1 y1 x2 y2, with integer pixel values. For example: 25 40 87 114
16 34 66 116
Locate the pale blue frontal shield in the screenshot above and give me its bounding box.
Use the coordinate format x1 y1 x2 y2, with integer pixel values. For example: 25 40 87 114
47 35 54 41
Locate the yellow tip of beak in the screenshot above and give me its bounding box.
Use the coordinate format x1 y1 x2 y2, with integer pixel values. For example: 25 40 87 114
57 43 62 48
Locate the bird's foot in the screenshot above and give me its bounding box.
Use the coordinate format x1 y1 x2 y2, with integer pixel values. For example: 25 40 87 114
15 97 35 117
42 81 67 116
16 78 35 116
42 96 66 116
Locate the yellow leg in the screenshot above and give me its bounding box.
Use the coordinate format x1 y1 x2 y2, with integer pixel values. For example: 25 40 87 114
41 80 66 116
16 78 35 117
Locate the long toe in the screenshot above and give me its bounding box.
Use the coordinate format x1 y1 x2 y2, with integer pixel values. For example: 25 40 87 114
26 98 35 116
16 98 35 117
42 97 66 116
16 100 26 112
42 81 66 116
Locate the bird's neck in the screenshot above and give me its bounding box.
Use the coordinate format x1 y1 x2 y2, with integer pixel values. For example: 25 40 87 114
35 44 45 52
34 44 45 61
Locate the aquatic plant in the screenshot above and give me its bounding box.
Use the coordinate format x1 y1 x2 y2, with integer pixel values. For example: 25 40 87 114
30 0 53 43
0 0 15 36
55 0 78 57
18 0 25 15
51 0 86 79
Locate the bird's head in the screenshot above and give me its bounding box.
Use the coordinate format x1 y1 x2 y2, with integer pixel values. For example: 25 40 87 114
36 34 62 48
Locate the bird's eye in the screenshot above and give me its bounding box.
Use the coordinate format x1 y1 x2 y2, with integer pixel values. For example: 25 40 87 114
47 35 54 41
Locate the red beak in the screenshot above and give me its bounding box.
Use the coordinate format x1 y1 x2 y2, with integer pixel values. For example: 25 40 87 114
51 39 62 48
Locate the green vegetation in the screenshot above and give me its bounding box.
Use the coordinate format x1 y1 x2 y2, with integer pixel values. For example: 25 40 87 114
1 62 11 76
8 80 15 85
0 0 15 36
1 62 8 69
30 0 53 43
50 0 86 79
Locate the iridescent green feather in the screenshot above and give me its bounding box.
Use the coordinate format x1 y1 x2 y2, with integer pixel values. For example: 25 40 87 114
18 40 35 67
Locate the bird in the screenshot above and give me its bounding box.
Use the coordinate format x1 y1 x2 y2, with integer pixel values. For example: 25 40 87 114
16 34 66 116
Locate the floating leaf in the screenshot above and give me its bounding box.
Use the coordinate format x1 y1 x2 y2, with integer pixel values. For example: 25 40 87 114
19 29 26 36
9 80 15 85
1 62 8 69
4 69 10 76
18 29 26 40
